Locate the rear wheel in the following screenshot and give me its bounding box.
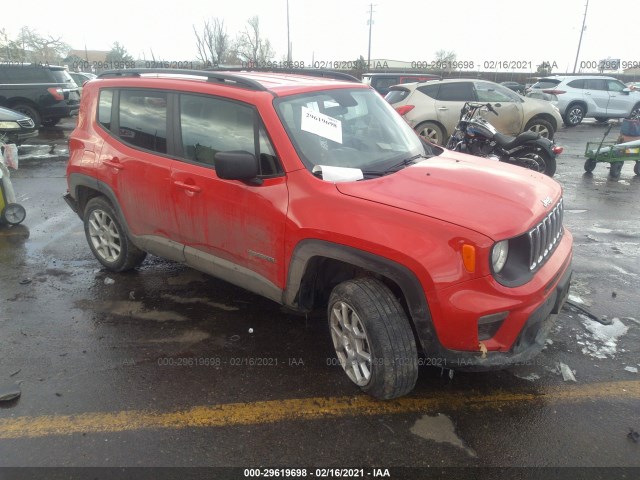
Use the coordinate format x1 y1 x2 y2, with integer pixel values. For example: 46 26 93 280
11 104 41 127
563 104 585 127
525 118 554 140
328 278 418 400
415 122 444 145
635 161 640 176
629 104 640 120
83 197 147 271
584 158 597 173
515 149 556 177
609 162 623 178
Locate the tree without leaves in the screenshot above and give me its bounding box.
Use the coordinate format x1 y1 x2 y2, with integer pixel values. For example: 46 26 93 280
193 18 230 66
106 42 134 62
0 26 70 63
233 16 275 65
434 49 457 74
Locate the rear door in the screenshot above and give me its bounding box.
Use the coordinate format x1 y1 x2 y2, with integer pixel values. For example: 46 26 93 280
433 82 475 135
97 88 180 255
474 81 524 135
170 92 288 287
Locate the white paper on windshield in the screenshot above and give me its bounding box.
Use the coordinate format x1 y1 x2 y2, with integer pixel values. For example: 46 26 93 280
301 106 343 144
312 165 363 182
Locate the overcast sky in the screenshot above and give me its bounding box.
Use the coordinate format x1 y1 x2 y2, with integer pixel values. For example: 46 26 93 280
6 0 635 73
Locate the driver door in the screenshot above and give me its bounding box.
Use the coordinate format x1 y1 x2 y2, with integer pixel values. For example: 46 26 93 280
474 81 524 136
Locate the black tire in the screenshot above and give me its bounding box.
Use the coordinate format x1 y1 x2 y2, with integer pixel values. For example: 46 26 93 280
594 117 609 123
634 161 640 176
83 197 146 272
584 158 597 173
525 118 554 140
516 148 557 177
328 278 418 400
42 118 61 127
1 203 27 225
415 122 445 145
609 162 623 179
563 104 585 127
11 104 41 127
629 104 640 121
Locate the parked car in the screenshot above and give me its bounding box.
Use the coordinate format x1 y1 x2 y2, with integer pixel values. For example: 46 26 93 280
0 106 38 145
500 81 525 94
385 78 562 144
362 72 440 96
65 68 572 399
69 71 97 95
0 64 80 127
527 76 640 126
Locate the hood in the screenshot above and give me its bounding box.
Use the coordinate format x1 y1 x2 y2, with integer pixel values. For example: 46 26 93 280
336 152 562 240
0 106 30 122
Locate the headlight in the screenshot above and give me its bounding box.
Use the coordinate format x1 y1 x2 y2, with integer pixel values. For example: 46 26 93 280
0 121 20 130
491 240 509 274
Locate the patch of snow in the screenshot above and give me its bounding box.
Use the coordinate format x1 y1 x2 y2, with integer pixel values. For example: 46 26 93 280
577 317 628 359
568 294 584 304
612 265 637 277
591 227 612 234
624 366 638 374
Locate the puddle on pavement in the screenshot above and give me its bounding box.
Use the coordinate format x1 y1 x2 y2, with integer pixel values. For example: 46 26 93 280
75 299 188 322
410 413 477 457
162 294 239 311
166 270 208 286
146 330 211 344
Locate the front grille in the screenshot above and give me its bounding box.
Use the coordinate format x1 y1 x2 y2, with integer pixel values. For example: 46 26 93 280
17 118 35 128
528 198 563 271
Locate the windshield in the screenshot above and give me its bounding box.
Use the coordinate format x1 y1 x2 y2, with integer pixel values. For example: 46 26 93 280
275 88 429 173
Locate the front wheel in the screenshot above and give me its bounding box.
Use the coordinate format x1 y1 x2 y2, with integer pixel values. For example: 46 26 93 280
328 278 418 400
629 104 640 120
584 158 597 173
634 161 640 176
83 197 147 271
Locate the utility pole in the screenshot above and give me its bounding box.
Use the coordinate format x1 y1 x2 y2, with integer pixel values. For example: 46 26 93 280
287 0 291 63
367 4 374 70
572 0 589 73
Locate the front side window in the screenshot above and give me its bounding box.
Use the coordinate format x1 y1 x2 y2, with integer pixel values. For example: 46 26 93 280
475 82 518 102
275 88 430 174
607 80 625 92
118 90 167 153
179 94 281 175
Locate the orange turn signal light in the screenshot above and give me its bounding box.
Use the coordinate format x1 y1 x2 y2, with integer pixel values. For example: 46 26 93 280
462 244 476 273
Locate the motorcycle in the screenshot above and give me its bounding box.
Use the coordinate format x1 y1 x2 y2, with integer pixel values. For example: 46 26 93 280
445 102 562 177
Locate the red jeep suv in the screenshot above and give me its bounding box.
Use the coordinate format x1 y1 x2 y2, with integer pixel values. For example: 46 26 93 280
64 69 573 399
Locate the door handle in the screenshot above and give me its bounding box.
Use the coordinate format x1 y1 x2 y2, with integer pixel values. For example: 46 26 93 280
103 158 124 170
494 103 502 108
437 107 448 111
173 181 202 193
585 92 591 95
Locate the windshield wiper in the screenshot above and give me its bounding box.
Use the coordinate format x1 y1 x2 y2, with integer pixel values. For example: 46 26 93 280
380 154 429 174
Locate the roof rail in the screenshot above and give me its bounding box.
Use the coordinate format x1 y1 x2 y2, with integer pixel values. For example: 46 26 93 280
97 68 268 91
212 67 360 83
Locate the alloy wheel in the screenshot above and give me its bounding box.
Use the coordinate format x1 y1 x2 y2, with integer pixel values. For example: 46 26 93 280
88 209 122 263
329 301 372 386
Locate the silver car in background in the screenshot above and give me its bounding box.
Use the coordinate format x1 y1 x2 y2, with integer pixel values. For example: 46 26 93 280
527 76 640 126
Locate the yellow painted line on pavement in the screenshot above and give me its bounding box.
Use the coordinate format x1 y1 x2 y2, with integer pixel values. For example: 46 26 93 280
1 380 638 439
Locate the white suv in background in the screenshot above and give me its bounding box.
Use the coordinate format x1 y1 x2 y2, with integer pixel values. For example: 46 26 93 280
527 76 640 126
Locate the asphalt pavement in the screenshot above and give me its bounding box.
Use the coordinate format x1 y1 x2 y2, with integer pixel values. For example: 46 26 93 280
0 118 639 478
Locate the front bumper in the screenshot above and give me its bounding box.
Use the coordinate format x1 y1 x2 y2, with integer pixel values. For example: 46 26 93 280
422 231 573 370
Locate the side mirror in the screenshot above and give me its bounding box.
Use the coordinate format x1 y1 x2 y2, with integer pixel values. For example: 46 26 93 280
622 88 631 95
214 151 261 184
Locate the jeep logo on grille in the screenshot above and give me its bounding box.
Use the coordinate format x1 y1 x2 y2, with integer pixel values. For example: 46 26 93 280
541 196 552 208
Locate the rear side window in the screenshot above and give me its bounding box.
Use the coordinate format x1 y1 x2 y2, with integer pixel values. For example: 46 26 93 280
417 84 440 99
179 94 281 176
118 90 168 154
49 69 75 85
0 66 50 83
436 82 474 101
567 79 584 89
385 88 410 104
584 79 606 90
98 89 113 130
374 77 399 90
